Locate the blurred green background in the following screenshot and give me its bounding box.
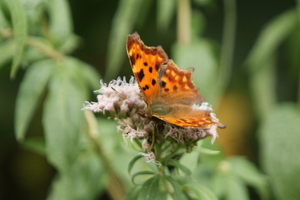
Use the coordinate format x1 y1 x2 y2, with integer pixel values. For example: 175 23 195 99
0 0 299 199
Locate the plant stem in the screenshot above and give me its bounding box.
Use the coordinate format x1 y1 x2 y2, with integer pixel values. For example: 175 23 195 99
0 27 63 60
177 0 191 44
297 0 300 107
26 36 63 60
162 144 182 162
84 110 126 200
219 0 236 87
215 0 236 105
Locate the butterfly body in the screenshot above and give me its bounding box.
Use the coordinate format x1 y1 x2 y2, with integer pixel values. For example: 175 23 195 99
126 32 221 129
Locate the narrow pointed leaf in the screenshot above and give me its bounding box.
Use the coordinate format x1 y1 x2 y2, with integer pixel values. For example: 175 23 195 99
165 176 185 200
132 171 156 185
182 183 218 200
21 137 45 156
0 39 15 68
5 0 27 78
139 175 161 200
157 0 176 31
167 159 191 175
43 59 86 173
47 0 73 48
15 59 54 141
105 0 150 80
246 9 297 71
128 155 144 174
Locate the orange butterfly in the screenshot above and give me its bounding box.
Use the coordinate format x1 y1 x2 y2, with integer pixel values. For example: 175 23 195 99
126 32 224 129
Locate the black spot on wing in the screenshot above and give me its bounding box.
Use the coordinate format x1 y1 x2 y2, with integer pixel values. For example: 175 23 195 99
136 53 142 59
142 84 150 91
144 62 148 66
173 85 178 91
149 67 152 73
164 88 169 92
160 81 166 88
151 79 156 86
129 56 135 65
137 69 145 81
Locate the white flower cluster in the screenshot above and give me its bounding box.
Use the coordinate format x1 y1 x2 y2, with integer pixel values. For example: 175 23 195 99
83 77 146 118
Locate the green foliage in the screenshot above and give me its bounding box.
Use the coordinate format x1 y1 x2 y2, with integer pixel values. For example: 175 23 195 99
245 7 300 200
260 104 300 200
1 0 299 199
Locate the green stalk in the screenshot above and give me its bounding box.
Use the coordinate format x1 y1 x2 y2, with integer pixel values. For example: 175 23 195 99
177 0 191 44
84 110 126 200
216 0 236 104
0 27 63 60
297 0 300 106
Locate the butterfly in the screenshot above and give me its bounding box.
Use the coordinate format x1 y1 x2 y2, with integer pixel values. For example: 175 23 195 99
126 32 224 129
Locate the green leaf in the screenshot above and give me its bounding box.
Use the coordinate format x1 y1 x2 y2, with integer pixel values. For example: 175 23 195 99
43 59 86 173
49 152 105 200
248 56 276 119
164 176 185 200
47 0 73 48
21 137 45 156
245 9 298 119
105 0 150 80
138 175 161 200
182 183 218 200
0 39 15 68
128 155 144 174
124 186 142 200
132 171 156 185
59 34 80 54
245 9 298 71
229 157 269 200
211 170 228 198
0 5 9 28
67 57 101 90
286 23 300 75
167 159 191 176
70 152 105 200
21 36 49 64
226 176 249 200
4 0 28 78
172 38 218 102
157 0 176 31
260 103 300 200
19 0 45 27
15 59 54 141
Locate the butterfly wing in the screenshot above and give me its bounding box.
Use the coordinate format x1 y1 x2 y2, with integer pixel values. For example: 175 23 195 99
152 60 218 128
126 32 168 105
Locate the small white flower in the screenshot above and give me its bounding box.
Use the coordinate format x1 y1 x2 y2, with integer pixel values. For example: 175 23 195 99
139 151 161 166
205 125 219 144
121 125 148 142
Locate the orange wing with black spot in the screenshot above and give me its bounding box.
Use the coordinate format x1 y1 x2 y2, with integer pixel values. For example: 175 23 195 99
126 32 168 105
